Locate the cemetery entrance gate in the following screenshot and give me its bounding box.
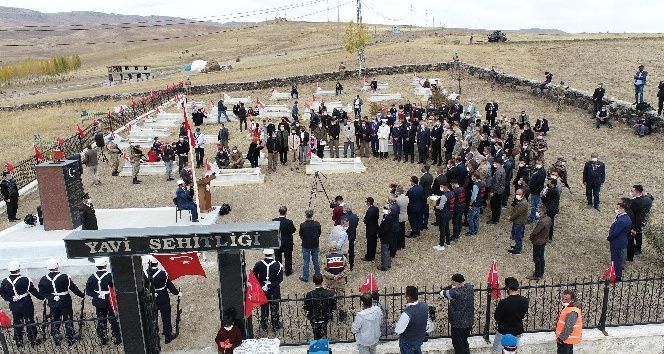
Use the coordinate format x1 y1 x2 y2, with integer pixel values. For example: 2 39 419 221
64 222 280 354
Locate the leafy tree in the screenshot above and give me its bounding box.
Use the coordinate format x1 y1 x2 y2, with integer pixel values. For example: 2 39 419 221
342 21 370 75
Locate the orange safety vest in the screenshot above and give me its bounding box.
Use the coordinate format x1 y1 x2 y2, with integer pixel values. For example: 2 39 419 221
555 306 583 345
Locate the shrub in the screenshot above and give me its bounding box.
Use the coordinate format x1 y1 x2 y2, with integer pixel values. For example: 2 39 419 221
0 54 82 83
644 223 664 264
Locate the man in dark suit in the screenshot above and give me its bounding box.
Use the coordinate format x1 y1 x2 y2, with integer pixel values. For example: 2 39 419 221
430 121 444 166
79 193 99 230
273 206 296 276
175 180 199 222
582 153 606 211
419 165 434 231
403 121 416 163
485 101 498 126
592 83 605 116
416 122 430 164
443 127 457 163
608 200 631 280
406 176 425 238
362 197 380 261
431 166 447 227
628 185 647 261
342 204 360 270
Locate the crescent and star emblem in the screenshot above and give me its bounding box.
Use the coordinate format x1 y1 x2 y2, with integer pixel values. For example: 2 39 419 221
67 168 75 178
170 255 193 264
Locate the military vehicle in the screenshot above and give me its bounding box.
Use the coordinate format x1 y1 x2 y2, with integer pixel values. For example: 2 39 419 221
488 30 507 43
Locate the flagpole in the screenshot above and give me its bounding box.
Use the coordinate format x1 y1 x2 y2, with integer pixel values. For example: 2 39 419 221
183 96 202 220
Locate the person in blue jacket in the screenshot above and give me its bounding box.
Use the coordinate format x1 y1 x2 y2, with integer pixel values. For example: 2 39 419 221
175 179 199 222
607 199 632 281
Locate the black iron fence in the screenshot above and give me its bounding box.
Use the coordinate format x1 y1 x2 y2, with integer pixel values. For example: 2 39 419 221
0 316 122 354
251 272 664 345
7 83 184 191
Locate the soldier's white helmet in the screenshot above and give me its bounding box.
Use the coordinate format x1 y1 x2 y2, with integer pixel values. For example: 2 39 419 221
46 258 59 270
94 258 108 267
263 249 275 256
7 261 20 272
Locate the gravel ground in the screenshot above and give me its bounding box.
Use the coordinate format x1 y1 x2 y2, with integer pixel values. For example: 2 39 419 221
1 73 662 351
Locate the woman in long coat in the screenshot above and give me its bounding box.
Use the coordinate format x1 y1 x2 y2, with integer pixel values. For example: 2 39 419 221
377 120 391 159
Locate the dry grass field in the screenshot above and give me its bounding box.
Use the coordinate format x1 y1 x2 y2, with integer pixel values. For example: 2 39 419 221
1 21 663 350
2 72 662 350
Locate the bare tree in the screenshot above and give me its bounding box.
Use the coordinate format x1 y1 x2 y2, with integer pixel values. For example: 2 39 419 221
448 53 469 95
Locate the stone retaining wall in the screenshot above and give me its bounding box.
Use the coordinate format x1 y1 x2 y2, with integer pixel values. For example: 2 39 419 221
3 61 661 135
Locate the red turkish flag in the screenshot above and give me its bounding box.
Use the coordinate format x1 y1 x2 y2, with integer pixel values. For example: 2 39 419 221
3 161 15 172
152 252 207 281
33 144 44 161
76 124 85 139
359 273 379 294
256 98 266 110
603 261 616 284
244 270 268 318
56 136 65 146
0 309 12 328
487 259 501 300
108 286 118 313
205 158 214 176
182 108 196 148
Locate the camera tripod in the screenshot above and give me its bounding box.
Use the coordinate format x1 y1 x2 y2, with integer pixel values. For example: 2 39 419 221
308 171 331 208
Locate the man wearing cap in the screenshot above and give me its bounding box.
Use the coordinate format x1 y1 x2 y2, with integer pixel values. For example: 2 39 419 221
500 334 518 353
130 144 144 184
0 261 44 347
440 274 475 354
105 136 122 176
492 277 528 353
79 193 98 230
144 257 181 343
38 258 85 345
82 144 100 186
85 258 121 345
175 180 199 222
253 249 283 331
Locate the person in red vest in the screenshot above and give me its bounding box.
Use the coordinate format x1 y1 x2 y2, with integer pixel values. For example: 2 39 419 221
555 290 583 354
215 310 242 353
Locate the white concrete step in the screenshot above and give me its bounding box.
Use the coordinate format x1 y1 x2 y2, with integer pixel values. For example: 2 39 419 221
305 156 366 174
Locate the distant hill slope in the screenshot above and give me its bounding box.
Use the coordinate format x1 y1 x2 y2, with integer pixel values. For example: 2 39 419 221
0 6 191 26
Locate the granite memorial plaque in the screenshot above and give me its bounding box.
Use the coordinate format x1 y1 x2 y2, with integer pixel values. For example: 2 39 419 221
36 160 84 231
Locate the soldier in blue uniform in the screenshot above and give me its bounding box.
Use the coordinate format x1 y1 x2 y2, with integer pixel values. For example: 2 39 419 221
144 256 181 344
252 249 283 332
0 261 43 347
85 258 121 345
38 258 85 345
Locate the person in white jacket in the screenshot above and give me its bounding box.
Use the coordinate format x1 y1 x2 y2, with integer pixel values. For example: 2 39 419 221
377 120 391 159
352 293 383 354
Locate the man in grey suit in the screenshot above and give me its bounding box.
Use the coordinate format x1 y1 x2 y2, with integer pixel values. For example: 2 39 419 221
419 164 434 231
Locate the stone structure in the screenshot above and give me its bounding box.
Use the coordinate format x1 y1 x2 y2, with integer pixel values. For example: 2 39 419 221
35 160 84 231
107 65 151 84
305 156 366 174
210 167 265 187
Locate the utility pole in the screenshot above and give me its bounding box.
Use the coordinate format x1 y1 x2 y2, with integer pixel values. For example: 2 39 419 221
356 0 364 75
327 0 329 22
337 0 340 23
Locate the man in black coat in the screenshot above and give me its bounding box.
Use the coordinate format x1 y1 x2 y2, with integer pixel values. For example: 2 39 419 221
419 165 434 231
79 193 98 230
416 122 430 164
485 101 498 127
237 103 248 132
303 274 337 339
527 160 546 222
541 178 560 240
592 83 605 116
431 166 447 227
628 185 647 261
299 209 322 282
658 80 664 116
273 206 296 276
342 204 360 270
582 153 606 210
443 128 457 163
1 171 20 221
362 197 380 261
403 121 417 163
430 121 444 166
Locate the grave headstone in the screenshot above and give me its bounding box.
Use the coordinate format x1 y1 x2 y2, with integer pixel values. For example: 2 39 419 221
35 160 84 231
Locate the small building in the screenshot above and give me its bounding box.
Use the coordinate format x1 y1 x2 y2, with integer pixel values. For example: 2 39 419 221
107 65 152 84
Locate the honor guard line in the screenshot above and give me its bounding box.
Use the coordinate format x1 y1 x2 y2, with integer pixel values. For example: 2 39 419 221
64 222 281 354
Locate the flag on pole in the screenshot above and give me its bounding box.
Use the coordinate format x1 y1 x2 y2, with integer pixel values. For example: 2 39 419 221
56 136 65 146
359 273 379 293
603 261 616 284
3 161 15 172
205 158 214 176
244 270 268 318
0 309 13 328
487 259 501 300
256 98 266 110
152 252 207 281
182 108 195 148
109 286 118 313
76 124 85 139
33 144 43 161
